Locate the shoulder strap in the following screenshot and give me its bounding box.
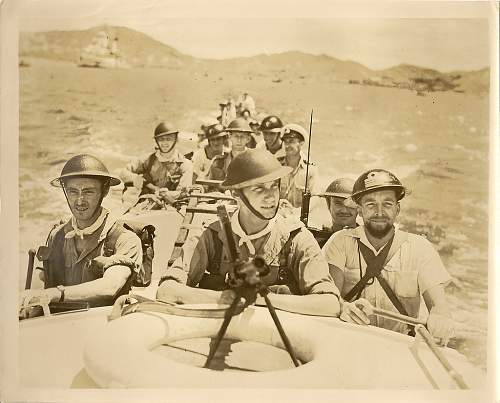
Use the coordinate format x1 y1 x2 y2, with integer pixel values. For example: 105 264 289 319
276 227 302 285
209 226 224 274
103 221 126 256
358 241 410 316
343 236 394 302
142 153 157 185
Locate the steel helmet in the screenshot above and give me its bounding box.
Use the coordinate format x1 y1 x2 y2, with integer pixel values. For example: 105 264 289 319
226 117 254 134
324 178 355 199
206 123 228 140
259 115 283 133
281 123 308 143
222 148 292 189
324 177 354 209
50 154 121 187
154 122 178 139
351 169 406 203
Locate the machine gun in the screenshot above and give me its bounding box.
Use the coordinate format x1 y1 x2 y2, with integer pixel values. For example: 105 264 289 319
204 205 300 368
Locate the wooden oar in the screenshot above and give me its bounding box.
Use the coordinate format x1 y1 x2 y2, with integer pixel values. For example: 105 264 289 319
414 324 468 389
356 300 468 389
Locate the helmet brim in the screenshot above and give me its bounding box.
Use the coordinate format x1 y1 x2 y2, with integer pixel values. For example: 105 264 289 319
207 132 228 140
226 128 254 134
351 185 406 203
154 131 179 139
323 191 351 199
222 165 292 189
50 172 122 187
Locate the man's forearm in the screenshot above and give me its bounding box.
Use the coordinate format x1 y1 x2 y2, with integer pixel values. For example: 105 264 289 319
48 265 131 303
264 293 340 317
157 280 223 304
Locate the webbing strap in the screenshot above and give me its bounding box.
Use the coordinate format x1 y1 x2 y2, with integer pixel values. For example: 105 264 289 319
347 238 415 336
343 236 394 302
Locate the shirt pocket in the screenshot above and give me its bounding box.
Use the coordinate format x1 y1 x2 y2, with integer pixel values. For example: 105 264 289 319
393 270 419 298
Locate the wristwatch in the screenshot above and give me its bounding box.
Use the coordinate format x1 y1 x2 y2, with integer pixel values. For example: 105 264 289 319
56 285 66 302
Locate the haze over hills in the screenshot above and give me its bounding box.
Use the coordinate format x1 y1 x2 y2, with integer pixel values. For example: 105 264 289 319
19 25 489 95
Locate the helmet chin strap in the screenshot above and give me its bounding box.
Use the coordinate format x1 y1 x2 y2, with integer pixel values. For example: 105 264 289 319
235 185 280 221
155 136 177 154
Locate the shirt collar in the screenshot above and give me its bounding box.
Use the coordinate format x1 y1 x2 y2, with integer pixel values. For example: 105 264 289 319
155 149 183 163
347 225 408 256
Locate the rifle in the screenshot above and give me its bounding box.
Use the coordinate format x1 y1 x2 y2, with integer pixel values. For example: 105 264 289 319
299 110 313 226
204 205 300 368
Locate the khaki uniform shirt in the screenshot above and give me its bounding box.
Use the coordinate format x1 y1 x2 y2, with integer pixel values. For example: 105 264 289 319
164 213 339 296
322 226 452 334
278 153 319 208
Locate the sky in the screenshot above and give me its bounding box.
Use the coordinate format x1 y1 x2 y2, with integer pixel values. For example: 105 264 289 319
17 0 493 71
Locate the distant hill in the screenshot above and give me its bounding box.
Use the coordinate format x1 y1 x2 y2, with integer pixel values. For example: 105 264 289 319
20 25 193 68
19 25 489 95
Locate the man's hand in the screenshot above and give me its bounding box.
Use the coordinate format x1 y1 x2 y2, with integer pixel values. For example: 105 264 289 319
158 188 176 205
339 298 371 325
427 308 455 346
19 288 59 319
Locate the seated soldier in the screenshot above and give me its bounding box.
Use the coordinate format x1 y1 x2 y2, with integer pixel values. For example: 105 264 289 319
19 154 142 314
259 115 285 157
157 148 341 317
278 123 319 208
309 178 359 249
322 169 454 344
324 177 358 233
121 122 193 206
192 124 228 182
208 117 254 182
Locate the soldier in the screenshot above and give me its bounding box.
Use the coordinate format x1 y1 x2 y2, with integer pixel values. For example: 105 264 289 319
19 155 142 314
278 123 319 208
259 115 285 157
208 117 254 182
322 169 454 344
323 177 358 233
121 122 193 206
236 91 256 116
192 124 228 182
157 148 341 316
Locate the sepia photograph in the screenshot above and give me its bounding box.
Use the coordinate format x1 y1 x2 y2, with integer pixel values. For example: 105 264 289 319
1 0 498 402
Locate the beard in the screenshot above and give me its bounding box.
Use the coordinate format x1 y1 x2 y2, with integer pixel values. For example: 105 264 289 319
365 221 394 238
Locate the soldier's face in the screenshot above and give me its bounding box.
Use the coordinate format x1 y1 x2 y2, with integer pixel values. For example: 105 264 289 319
230 132 250 151
63 177 107 225
241 180 280 220
329 197 358 228
208 136 226 153
156 133 177 153
283 137 303 156
358 190 400 238
263 131 281 148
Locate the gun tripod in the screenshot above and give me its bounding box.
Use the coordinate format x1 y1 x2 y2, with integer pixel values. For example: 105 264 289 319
204 286 301 369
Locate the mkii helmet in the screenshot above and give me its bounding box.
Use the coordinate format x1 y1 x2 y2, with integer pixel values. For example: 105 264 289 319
281 123 308 143
226 117 254 134
324 178 355 209
153 122 178 139
351 169 406 203
324 178 354 199
50 154 121 187
259 115 283 133
205 124 228 140
222 148 292 190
